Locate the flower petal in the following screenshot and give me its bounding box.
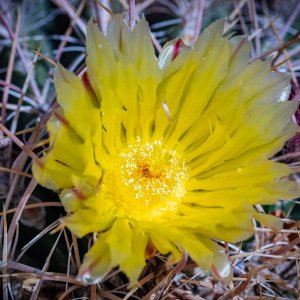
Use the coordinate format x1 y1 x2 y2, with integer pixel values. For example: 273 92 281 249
106 219 132 265
165 229 215 270
254 212 283 232
78 234 112 284
120 225 148 285
164 39 231 150
187 161 291 190
176 204 255 242
150 229 183 263
211 251 232 285
64 208 114 238
54 65 99 139
194 20 225 55
86 16 160 147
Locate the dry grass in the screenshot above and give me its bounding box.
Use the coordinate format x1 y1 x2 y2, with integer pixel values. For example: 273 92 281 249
1 0 300 299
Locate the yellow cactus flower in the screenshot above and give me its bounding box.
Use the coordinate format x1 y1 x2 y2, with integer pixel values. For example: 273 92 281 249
33 15 298 285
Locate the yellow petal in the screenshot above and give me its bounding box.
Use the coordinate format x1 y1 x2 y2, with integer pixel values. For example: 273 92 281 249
176 204 255 242
227 36 250 79
54 65 99 139
166 229 215 270
194 20 225 55
32 112 102 190
254 212 283 232
211 251 233 285
78 234 112 284
121 225 148 285
106 219 132 265
165 39 230 150
187 161 291 190
150 230 182 263
64 209 114 238
86 16 160 147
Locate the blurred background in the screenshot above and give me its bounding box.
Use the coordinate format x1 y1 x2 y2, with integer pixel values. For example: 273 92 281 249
0 0 300 299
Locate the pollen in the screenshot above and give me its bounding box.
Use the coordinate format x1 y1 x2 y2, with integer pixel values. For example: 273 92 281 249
101 139 188 221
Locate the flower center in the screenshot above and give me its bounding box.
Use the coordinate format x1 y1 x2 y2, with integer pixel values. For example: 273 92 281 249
102 139 188 221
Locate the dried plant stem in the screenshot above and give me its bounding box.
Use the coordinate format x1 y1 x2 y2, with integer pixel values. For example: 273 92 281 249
0 108 52 247
0 124 42 165
151 32 162 53
95 0 113 18
33 50 57 67
57 285 82 300
247 0 261 55
192 0 205 44
230 0 248 20
54 0 87 62
52 0 87 34
279 1 300 38
62 228 77 286
142 251 188 299
29 230 63 300
1 269 83 286
0 10 42 102
10 42 42 134
0 166 32 179
0 202 62 217
129 0 136 30
269 19 298 85
6 178 37 253
90 284 97 300
251 34 300 62
272 151 300 161
17 219 62 262
71 232 81 270
2 207 8 300
1 10 20 125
